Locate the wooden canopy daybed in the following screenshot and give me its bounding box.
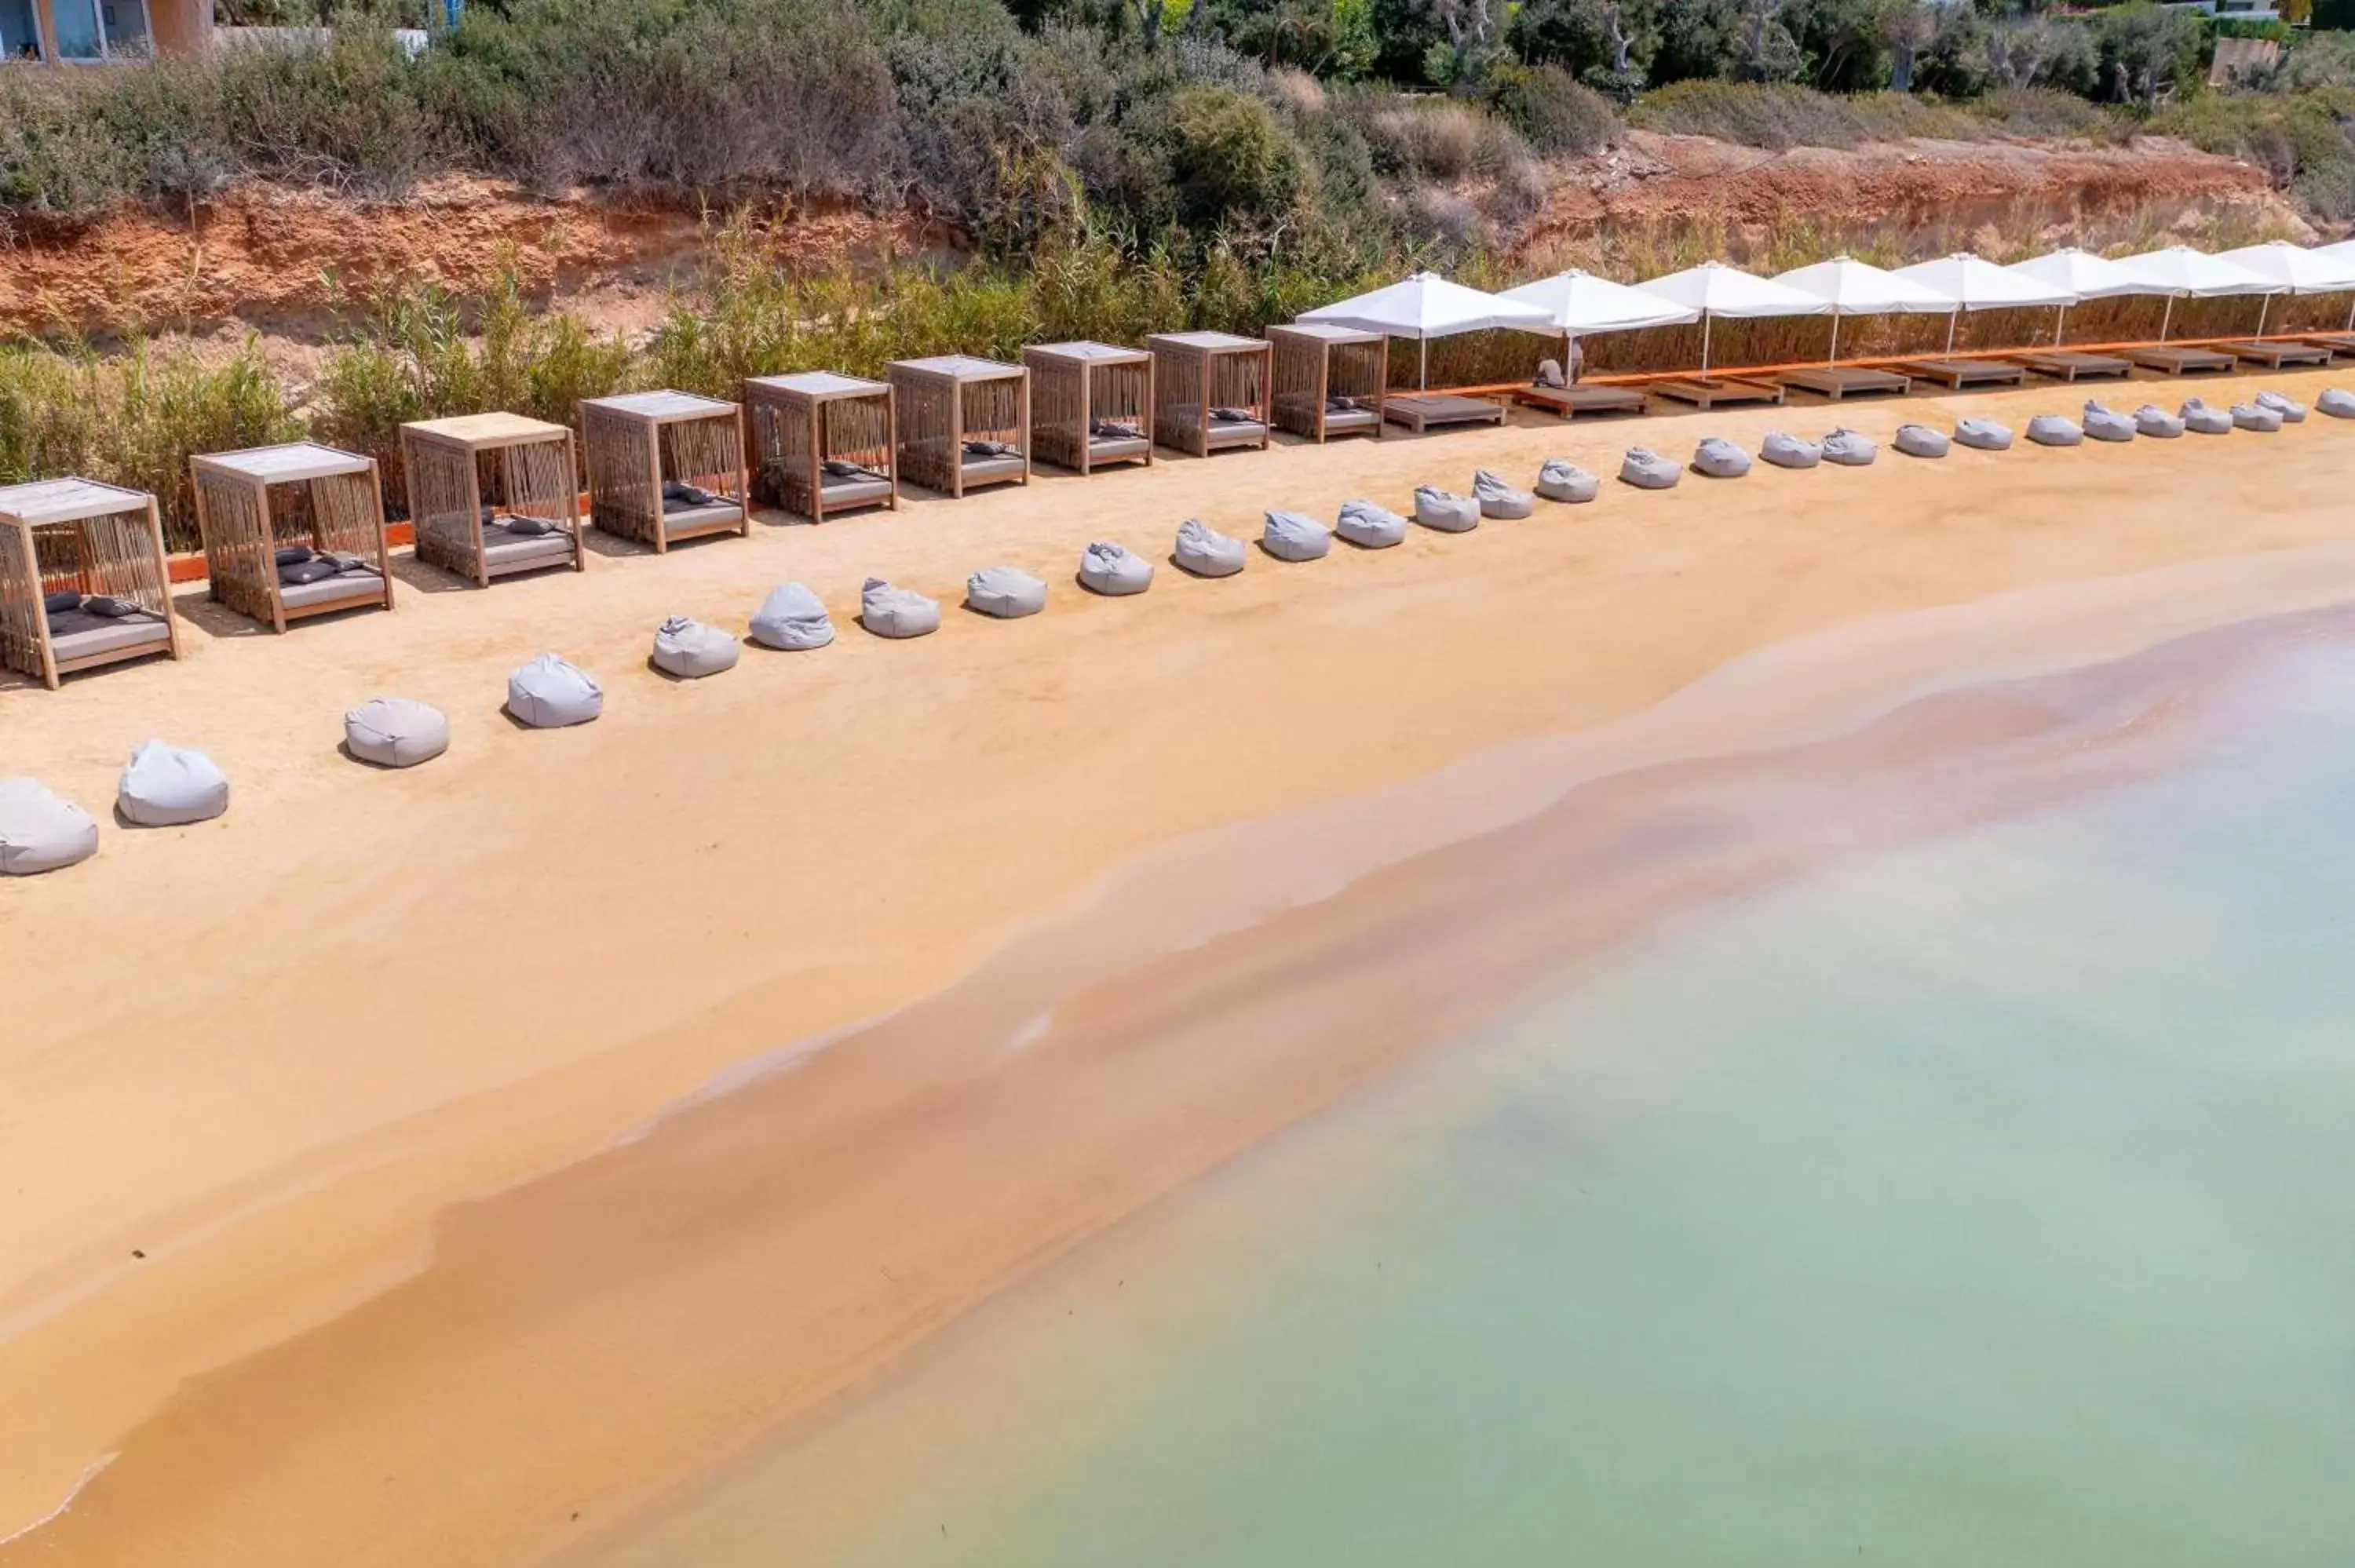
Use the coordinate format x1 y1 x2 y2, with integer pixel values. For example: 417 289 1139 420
399 412 584 586
1269 323 1386 442
579 390 750 552
1022 341 1156 474
0 477 180 690
192 441 393 633
1149 331 1272 457
886 356 1031 498
744 371 899 521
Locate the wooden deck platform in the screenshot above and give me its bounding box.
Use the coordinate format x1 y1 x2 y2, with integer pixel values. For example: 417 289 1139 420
1514 383 1647 420
1773 366 1911 400
2221 340 2332 369
2298 333 2355 359
1647 377 1785 410
1892 358 2028 389
2127 346 2235 375
2006 350 2133 381
1382 394 1507 433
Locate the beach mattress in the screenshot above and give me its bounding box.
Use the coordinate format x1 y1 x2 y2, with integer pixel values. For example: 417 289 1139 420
1412 486 1480 531
2256 389 2307 423
657 500 745 538
2230 402 2282 432
2181 399 2232 435
2134 405 2184 438
507 653 604 727
278 567 386 611
1174 519 1247 577
344 697 451 768
2317 388 2355 418
966 566 1048 618
820 472 895 507
1086 435 1152 462
1620 447 1680 489
1820 428 1877 466
1472 469 1535 519
749 583 836 650
118 739 229 827
1893 424 1948 458
1204 418 1269 446
0 777 98 875
1692 437 1751 478
1079 541 1154 596
2027 414 2083 447
861 578 941 638
1334 500 1406 549
1954 418 2013 451
1261 511 1331 562
1760 432 1820 469
480 520 577 574
1322 407 1378 432
43 609 170 664
2080 403 2134 443
652 615 741 678
958 454 1028 484
1535 458 1599 501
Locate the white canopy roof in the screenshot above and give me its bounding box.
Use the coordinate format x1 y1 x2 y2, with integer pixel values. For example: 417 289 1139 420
1301 271 1554 340
1634 261 1832 319
2211 241 2355 294
2008 246 2155 301
1498 269 1699 334
2313 237 2355 267
1770 255 1953 315
1890 253 2074 310
2113 246 2277 298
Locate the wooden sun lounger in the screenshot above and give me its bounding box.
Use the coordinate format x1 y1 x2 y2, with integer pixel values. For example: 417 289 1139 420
1382 394 1506 433
1648 377 1784 410
2298 333 2355 359
1892 358 2027 389
2006 350 2133 381
2126 345 2234 375
1773 366 1910 400
1514 382 1647 420
2220 340 2331 369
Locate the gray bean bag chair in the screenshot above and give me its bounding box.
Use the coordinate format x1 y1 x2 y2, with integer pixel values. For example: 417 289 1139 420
1619 447 1680 489
1954 418 2013 451
860 578 941 638
2181 398 2233 436
1334 499 1406 549
2134 404 2185 439
1411 486 1480 532
1533 458 1599 502
2026 414 2083 447
507 654 604 727
2080 402 2134 443
652 614 741 677
1820 428 1877 467
1174 518 1247 577
1692 436 1751 478
1261 510 1331 562
747 583 835 651
2256 388 2307 423
966 566 1047 618
2230 401 2282 432
118 739 229 827
1759 431 1820 469
2317 388 2355 419
0 777 98 875
1472 469 1535 520
1894 423 1949 459
344 697 450 769
1078 541 1153 595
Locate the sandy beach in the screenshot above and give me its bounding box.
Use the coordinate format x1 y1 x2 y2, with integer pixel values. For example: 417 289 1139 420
4 370 2354 1564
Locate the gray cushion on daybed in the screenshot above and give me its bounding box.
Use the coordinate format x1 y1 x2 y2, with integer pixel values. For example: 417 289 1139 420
2317 388 2355 419
1894 423 1949 458
344 697 451 768
2255 389 2307 423
507 653 604 727
2230 401 2282 432
1412 485 1480 531
860 578 941 638
1692 437 1750 478
44 609 169 663
480 520 576 572
0 777 98 875
1820 428 1877 466
1079 541 1154 595
2027 414 2083 447
748 582 836 650
118 739 229 827
279 567 385 611
1174 518 1247 577
1261 510 1332 562
1534 458 1599 502
1759 432 1820 469
2080 403 2134 443
1620 447 1680 489
966 565 1048 618
653 615 741 677
1335 499 1407 548
2134 404 2185 438
1472 469 1535 519
1954 418 2013 451
2181 398 2232 435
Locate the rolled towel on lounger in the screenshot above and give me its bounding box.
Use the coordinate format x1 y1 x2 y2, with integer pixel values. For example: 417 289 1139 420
2027 414 2083 447
2316 388 2355 418
2134 404 2185 438
966 565 1048 618
344 697 451 768
2230 401 2282 432
507 653 604 727
1820 428 1877 467
0 777 98 876
1412 486 1480 531
2180 398 2232 436
1759 432 1820 469
652 615 741 677
1893 423 1949 459
1692 437 1750 478
1079 541 1154 595
1534 458 1599 501
1619 447 1680 489
1334 499 1407 548
1261 510 1331 562
860 578 942 638
2080 402 2134 443
748 582 835 649
1472 469 1535 519
118 739 229 827
1174 518 1248 576
1954 418 2013 451
2256 389 2307 423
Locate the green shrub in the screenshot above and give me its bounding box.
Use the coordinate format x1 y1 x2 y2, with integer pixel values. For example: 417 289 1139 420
2152 87 2355 221
1484 61 1622 155
1628 80 1979 149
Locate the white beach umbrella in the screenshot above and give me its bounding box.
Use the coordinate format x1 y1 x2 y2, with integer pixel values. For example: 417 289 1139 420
2010 246 2158 345
1770 255 1953 361
1499 268 1699 382
1302 270 1555 387
1634 261 1832 376
2113 246 2278 341
1890 253 2076 353
2211 241 2355 334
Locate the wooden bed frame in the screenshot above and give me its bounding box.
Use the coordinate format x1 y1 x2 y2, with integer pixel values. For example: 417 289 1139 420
744 371 899 522
0 477 181 689
1023 341 1156 473
192 442 393 633
579 390 750 552
1268 324 1386 442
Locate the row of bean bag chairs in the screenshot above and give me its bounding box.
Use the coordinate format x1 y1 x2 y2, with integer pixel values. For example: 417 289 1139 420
1620 447 1680 489
861 578 942 638
1080 541 1155 594
1536 459 1600 501
2182 399 2233 436
2319 388 2355 418
1895 424 1950 458
966 566 1047 618
654 615 742 677
2027 414 2083 447
1472 469 1535 519
1261 511 1332 561
2080 403 2135 443
1175 517 1250 576
0 777 99 875
1413 485 1481 531
1336 499 1408 548
509 653 605 727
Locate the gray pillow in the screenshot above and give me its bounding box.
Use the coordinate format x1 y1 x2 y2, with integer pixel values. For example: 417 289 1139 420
1174 518 1247 577
502 516 557 537
82 594 139 618
1261 510 1331 562
274 545 313 567
0 776 99 875
1078 541 1154 595
42 589 81 617
748 582 836 650
966 565 1048 618
118 739 230 827
1334 499 1406 549
280 558 341 585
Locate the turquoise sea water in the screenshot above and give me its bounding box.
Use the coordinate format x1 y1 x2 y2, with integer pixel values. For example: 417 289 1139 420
592 642 2355 1567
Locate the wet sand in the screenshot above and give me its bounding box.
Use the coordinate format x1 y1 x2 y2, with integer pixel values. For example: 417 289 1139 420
2 370 2353 1562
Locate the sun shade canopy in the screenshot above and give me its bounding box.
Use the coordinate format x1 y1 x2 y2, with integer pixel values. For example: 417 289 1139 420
1497 269 1700 334
1302 272 1556 339
1770 256 1955 314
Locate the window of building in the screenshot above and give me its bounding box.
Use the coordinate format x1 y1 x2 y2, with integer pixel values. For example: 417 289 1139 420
0 0 43 61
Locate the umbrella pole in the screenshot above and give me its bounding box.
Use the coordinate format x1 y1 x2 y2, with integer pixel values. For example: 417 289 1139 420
1418 337 1428 392
1701 312 1712 380
2256 293 2272 338
1828 313 1840 364
2054 304 2067 348
2345 293 2353 334
2159 295 2174 344
1944 308 1958 355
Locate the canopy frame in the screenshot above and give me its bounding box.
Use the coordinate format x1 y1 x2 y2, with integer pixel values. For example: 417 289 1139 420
1021 342 1156 475
1149 332 1272 458
579 391 750 553
744 372 898 523
1268 324 1386 443
192 442 393 633
400 413 584 588
0 478 181 690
